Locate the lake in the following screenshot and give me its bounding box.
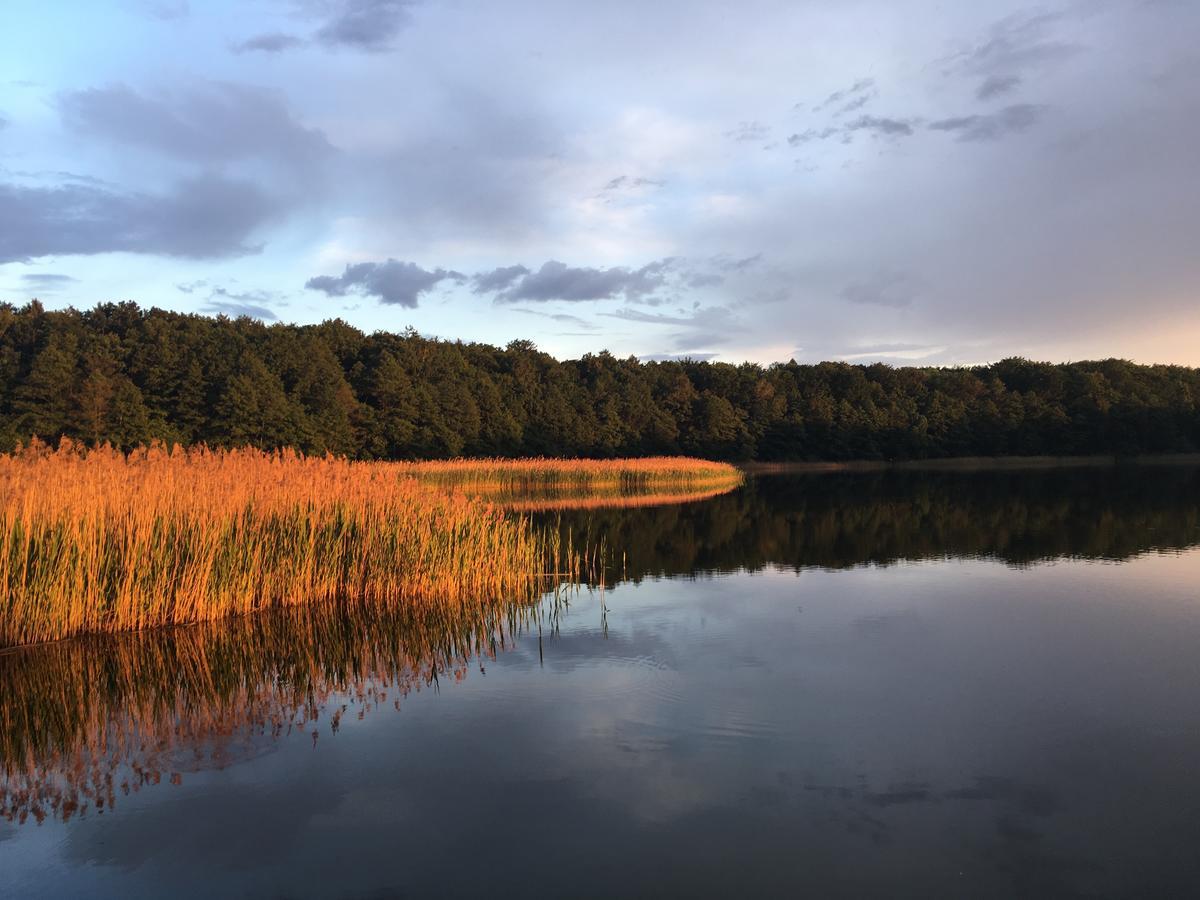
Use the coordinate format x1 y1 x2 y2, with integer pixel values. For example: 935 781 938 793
3 465 1200 898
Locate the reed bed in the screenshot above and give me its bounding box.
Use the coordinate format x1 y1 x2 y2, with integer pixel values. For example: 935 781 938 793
0 440 576 648
400 456 743 496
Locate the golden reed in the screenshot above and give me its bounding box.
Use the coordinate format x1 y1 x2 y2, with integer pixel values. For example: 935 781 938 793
0 440 741 647
0 440 570 647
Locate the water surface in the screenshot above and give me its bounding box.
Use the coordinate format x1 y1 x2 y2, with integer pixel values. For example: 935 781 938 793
3 466 1200 898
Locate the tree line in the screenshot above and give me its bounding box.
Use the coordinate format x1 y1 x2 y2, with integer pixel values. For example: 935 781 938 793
1 301 1197 460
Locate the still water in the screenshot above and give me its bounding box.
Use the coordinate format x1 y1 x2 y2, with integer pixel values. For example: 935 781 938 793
3 466 1200 898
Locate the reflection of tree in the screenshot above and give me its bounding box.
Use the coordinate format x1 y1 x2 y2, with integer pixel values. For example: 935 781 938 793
544 467 1200 579
0 597 551 825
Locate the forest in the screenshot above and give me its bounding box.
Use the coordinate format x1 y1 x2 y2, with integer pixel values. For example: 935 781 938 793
1 300 1197 461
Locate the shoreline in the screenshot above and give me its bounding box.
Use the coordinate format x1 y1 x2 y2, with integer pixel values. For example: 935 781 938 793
739 453 1200 474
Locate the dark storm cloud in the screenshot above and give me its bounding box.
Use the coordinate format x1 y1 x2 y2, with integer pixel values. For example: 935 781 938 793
976 73 1022 100
0 174 278 263
496 259 674 303
232 32 305 54
472 264 530 294
928 104 1044 141
58 83 334 170
305 259 463 307
313 0 416 52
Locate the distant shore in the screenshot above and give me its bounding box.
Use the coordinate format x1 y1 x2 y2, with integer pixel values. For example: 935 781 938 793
739 453 1200 474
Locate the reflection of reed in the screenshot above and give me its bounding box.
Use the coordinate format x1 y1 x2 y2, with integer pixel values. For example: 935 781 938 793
497 484 741 512
0 595 557 825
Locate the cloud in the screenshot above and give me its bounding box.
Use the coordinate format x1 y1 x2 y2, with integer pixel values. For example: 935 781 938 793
0 174 278 263
840 272 917 308
788 127 840 146
724 121 770 142
510 308 596 330
496 259 674 303
929 104 1045 142
57 82 334 171
313 0 416 52
845 115 916 138
203 299 278 320
305 259 462 307
16 273 77 294
0 115 8 131
835 93 875 116
789 115 915 147
472 264 530 294
139 0 189 20
602 305 746 349
976 74 1022 101
601 176 664 191
811 77 875 112
232 32 305 54
957 10 1082 78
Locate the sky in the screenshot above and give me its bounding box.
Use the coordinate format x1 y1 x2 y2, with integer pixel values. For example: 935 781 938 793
1 0 1198 366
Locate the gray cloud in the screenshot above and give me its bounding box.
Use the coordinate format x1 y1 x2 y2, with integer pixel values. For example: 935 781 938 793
977 73 1022 100
58 82 334 171
203 299 278 320
314 0 416 52
840 272 918 308
600 175 665 195
835 92 875 116
0 115 8 131
603 305 746 350
957 10 1082 78
305 259 463 307
140 0 189 20
811 77 875 112
845 115 916 137
472 264 530 294
788 127 839 146
232 33 305 54
20 273 77 287
929 104 1044 141
511 308 595 329
497 259 674 303
789 115 915 147
724 121 771 142
0 174 278 263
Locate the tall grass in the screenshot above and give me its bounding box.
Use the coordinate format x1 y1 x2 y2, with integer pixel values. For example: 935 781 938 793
0 442 739 647
0 440 575 647
400 456 743 496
